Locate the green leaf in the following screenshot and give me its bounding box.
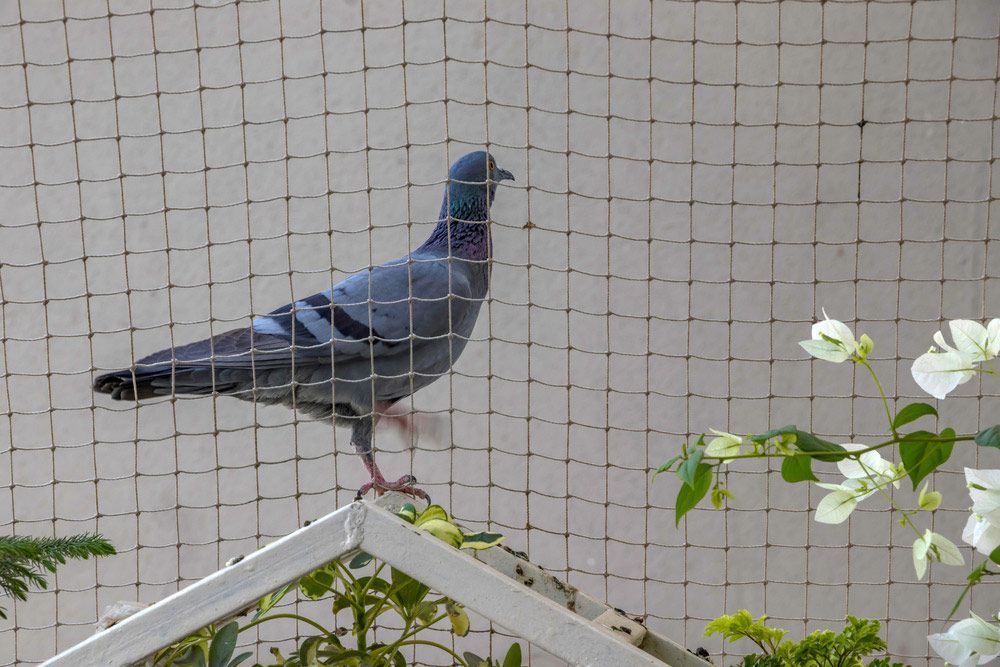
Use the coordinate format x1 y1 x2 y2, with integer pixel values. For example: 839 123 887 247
228 652 253 667
750 425 798 444
654 454 682 477
418 519 464 548
208 622 238 667
989 545 1000 566
460 531 505 550
174 646 207 667
354 575 391 598
781 455 818 483
390 567 429 611
675 463 712 526
299 565 335 600
502 643 523 667
348 551 373 569
750 425 847 462
413 505 449 527
463 652 489 667
414 600 439 624
976 425 1000 449
396 503 418 524
900 429 954 491
792 431 848 462
892 402 937 430
295 636 321 665
445 599 470 636
677 449 704 487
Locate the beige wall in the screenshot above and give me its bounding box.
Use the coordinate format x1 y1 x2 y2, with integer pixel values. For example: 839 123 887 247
1 0 999 664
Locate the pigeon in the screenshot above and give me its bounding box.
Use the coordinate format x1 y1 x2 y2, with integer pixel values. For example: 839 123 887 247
95 151 514 501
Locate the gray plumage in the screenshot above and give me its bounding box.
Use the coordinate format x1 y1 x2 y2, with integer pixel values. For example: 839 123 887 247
95 151 515 498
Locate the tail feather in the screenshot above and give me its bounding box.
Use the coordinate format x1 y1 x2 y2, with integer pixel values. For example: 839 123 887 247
93 327 292 401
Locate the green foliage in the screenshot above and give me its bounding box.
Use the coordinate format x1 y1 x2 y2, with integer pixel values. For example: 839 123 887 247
463 643 525 667
976 425 1000 449
675 462 712 526
705 613 908 667
750 427 847 463
891 403 937 430
899 429 954 491
0 533 115 619
704 611 787 654
780 455 818 483
155 504 513 667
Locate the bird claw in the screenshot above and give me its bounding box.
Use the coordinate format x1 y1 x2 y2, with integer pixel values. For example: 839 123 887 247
355 474 430 504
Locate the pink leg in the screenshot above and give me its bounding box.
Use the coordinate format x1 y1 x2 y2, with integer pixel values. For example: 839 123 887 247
352 404 430 502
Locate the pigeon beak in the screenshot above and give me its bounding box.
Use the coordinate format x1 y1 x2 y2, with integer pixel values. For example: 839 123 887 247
494 167 515 182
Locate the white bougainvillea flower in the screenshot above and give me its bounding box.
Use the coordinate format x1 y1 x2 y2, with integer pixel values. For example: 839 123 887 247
966 468 1000 521
912 529 965 580
928 613 1000 666
813 479 876 524
799 310 859 363
705 429 742 460
948 319 1000 364
962 514 1000 557
909 320 1000 399
814 484 858 524
837 443 901 489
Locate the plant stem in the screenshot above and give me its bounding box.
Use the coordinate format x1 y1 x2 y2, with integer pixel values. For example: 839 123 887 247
239 613 330 636
860 360 896 435
703 434 976 462
388 639 469 665
372 612 449 660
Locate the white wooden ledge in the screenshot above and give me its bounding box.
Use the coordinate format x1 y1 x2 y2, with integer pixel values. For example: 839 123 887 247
42 497 708 667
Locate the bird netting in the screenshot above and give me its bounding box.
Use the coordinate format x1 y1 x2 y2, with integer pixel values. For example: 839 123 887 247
0 0 999 664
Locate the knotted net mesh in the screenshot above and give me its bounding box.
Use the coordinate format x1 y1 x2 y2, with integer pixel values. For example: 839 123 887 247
1 0 999 664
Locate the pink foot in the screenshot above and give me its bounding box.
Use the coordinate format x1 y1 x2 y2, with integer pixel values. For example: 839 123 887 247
355 473 429 503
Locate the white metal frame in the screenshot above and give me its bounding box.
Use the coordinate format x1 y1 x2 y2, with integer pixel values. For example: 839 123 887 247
43 499 708 667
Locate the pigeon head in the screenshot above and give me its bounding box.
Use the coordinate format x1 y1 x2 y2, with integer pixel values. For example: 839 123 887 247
441 151 514 223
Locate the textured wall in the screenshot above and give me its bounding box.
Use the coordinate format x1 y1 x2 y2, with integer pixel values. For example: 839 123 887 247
1 0 999 664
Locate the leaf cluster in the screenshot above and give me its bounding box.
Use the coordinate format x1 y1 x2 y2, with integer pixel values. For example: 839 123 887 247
0 534 115 619
462 643 523 667
706 612 908 667
154 504 515 667
658 400 1000 525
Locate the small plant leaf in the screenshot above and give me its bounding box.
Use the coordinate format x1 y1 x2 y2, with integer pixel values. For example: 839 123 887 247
976 425 1000 449
781 455 818 483
892 402 937 430
502 643 523 667
174 646 207 667
677 449 704 488
299 565 335 600
900 429 954 491
463 652 489 667
654 455 682 477
445 600 470 637
390 567 429 611
396 503 418 523
348 551 373 569
791 431 848 462
413 505 449 527
460 531 505 550
418 519 464 548
989 545 1000 566
675 463 712 526
208 622 238 667
228 652 253 667
750 424 798 444
750 426 846 462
